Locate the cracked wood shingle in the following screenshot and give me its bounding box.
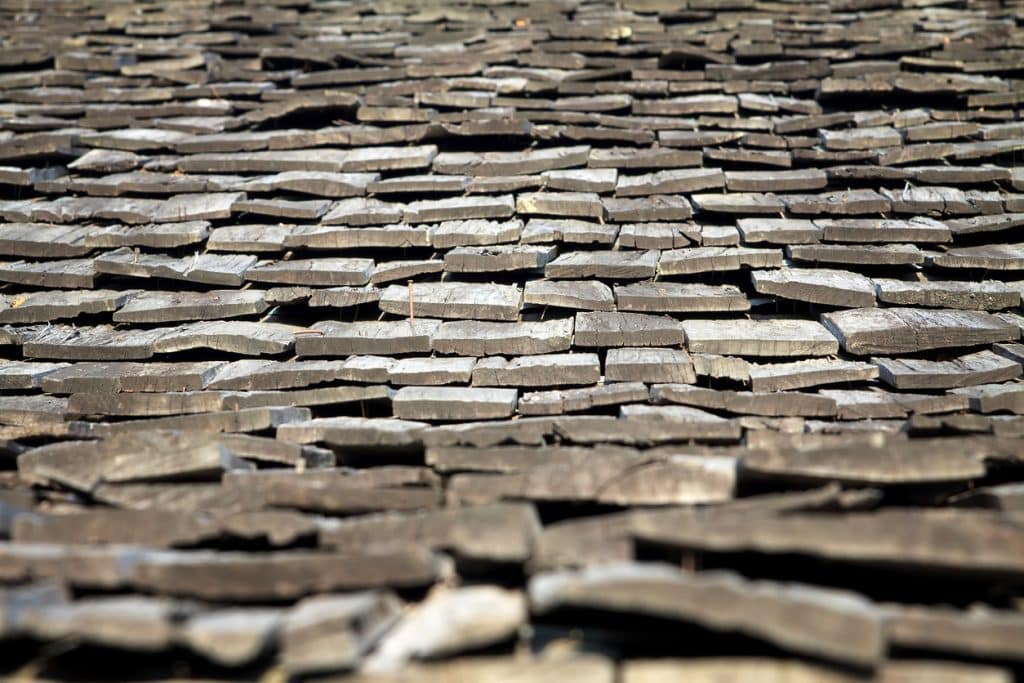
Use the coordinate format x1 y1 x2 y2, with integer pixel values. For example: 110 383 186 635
682 319 840 357
822 308 1019 355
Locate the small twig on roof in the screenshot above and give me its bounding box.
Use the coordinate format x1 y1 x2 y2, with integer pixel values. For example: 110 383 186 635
407 279 415 323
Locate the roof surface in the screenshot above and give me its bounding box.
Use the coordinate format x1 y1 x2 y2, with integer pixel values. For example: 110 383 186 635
1 0 1024 679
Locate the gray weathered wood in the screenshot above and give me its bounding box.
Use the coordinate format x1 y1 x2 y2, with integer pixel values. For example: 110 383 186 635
523 280 614 311
545 250 658 280
529 563 883 667
0 290 133 324
432 146 590 176
518 383 650 416
874 279 1019 310
634 507 1024 577
736 218 822 245
42 361 222 394
741 436 988 485
659 247 783 275
432 319 573 357
280 592 401 674
788 243 923 266
574 312 683 348
653 384 837 417
615 282 750 313
154 321 301 356
748 359 879 392
875 350 1022 390
822 308 1018 355
18 431 251 493
472 354 600 388
615 168 724 197
379 283 521 322
429 219 522 248
245 258 374 287
367 586 525 669
297 320 441 357
444 245 557 273
683 319 839 357
278 417 428 449
752 268 876 308
113 290 268 323
394 387 518 421
816 217 950 243
603 195 693 222
388 357 476 386
606 347 695 384
207 224 292 252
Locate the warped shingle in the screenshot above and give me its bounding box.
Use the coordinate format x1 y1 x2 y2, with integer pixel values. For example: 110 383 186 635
287 223 430 249
428 219 522 248
659 247 783 275
815 217 951 243
930 244 1024 270
112 290 268 323
17 431 250 493
153 321 301 356
606 347 695 384
787 243 923 266
603 195 692 222
742 436 987 485
0 290 132 324
128 548 439 600
634 507 1024 577
682 319 839 357
239 171 377 197
41 361 223 394
448 448 737 506
394 387 518 421
379 283 521 322
23 325 160 361
0 258 95 289
443 245 557 273
245 258 374 287
523 279 615 311
736 218 821 245
432 319 574 357
516 192 604 219
207 360 348 391
874 279 1019 310
748 359 879 392
530 563 882 668
297 320 441 357
95 248 256 287
653 384 837 418
874 351 1022 390
87 221 211 249
0 223 92 258
406 195 515 223
822 308 1019 355
545 250 658 280
574 312 683 348
521 218 618 245
278 417 428 449
432 146 589 176
320 502 539 564
752 268 876 308
615 168 724 197
472 354 600 388
388 357 476 386
615 282 750 313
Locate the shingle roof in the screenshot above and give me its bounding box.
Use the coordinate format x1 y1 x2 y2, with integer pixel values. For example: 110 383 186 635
1 0 1023 678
